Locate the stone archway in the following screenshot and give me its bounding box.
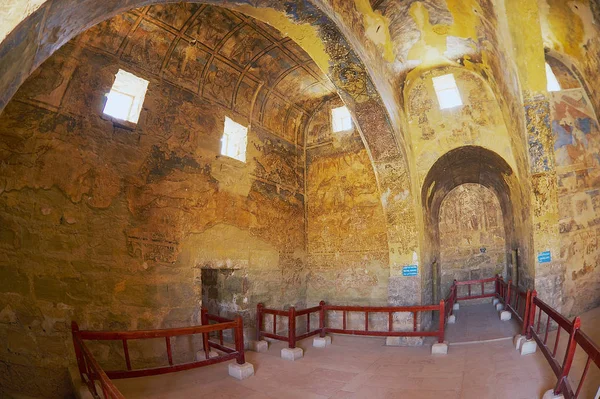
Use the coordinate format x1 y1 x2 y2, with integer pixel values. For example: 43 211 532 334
421 146 526 302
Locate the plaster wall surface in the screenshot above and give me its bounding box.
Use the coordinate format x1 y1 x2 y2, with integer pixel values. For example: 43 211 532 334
0 6 319 395
305 98 389 308
439 184 507 294
550 87 600 316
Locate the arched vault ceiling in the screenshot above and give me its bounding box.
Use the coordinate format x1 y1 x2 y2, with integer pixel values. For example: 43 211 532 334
80 3 337 122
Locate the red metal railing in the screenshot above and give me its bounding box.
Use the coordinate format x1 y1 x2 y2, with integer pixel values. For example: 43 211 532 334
526 291 600 398
453 276 498 301
497 276 509 303
256 302 325 349
72 309 245 397
501 280 531 335
569 329 600 398
446 275 531 335
444 284 457 323
257 300 446 347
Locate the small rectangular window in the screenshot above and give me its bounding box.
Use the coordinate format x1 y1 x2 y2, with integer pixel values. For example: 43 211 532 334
103 69 149 123
331 106 353 132
221 116 248 162
545 63 561 92
432 74 462 109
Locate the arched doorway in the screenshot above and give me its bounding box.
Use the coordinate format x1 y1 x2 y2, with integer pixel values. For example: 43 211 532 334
421 146 523 302
438 183 507 295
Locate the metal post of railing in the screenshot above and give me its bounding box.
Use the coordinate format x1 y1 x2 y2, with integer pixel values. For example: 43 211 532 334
453 279 458 305
438 300 445 343
288 306 296 349
522 289 531 335
507 280 512 307
71 322 86 380
319 301 326 338
256 303 263 341
234 315 245 365
495 274 500 297
201 307 210 359
527 290 537 340
554 316 581 395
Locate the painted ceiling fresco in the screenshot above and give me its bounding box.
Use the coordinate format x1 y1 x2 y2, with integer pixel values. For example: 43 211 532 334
80 4 336 134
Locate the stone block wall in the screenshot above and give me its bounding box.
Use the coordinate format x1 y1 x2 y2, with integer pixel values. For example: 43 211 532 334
0 32 306 396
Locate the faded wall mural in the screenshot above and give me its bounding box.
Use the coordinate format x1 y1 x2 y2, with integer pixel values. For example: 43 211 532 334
551 87 600 316
0 4 336 396
439 184 507 295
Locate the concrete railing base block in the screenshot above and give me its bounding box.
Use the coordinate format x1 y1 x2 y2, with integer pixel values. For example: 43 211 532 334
281 347 303 361
514 335 527 351
520 339 537 355
447 315 456 324
541 389 564 399
493 298 500 306
228 362 254 380
431 341 449 355
500 311 512 321
453 303 460 311
496 303 504 311
313 336 331 347
249 340 269 352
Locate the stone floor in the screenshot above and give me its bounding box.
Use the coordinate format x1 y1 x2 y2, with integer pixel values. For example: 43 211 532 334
445 301 521 343
109 304 600 399
114 337 557 398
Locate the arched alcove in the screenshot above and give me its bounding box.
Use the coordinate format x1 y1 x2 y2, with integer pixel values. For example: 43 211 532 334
421 146 524 303
438 183 506 295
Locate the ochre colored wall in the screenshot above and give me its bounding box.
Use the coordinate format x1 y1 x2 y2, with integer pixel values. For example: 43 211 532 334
439 184 507 293
405 67 522 300
405 67 518 180
0 31 307 397
305 98 389 306
550 87 600 316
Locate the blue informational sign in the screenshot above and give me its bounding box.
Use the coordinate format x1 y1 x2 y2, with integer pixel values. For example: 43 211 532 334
538 251 552 263
402 265 418 277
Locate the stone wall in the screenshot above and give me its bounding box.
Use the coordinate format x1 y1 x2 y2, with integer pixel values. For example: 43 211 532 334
439 184 507 294
0 30 307 397
305 98 389 307
550 88 600 316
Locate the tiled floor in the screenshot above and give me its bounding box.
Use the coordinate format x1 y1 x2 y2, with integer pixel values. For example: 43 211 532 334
445 302 521 343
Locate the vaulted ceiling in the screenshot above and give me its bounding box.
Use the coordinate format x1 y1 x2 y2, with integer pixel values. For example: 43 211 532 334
78 3 337 139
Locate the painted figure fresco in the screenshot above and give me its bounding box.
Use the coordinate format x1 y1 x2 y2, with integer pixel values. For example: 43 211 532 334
551 89 600 169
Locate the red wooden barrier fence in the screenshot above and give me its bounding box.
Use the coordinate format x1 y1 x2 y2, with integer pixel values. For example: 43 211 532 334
256 300 446 348
453 276 498 301
444 284 457 323
72 309 245 398
526 291 600 398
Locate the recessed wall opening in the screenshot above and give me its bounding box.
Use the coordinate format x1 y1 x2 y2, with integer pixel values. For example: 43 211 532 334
421 146 520 304
331 105 353 132
432 73 463 109
103 69 148 123
438 183 507 296
221 116 248 162
201 268 248 342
